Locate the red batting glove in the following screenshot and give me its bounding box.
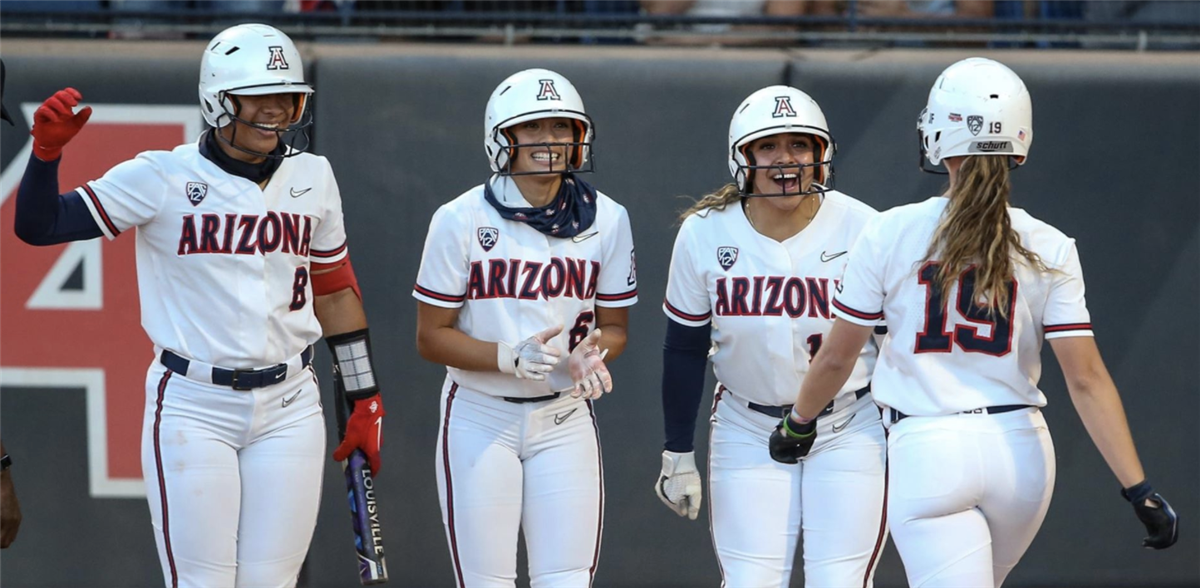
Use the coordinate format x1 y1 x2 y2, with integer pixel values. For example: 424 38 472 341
333 393 385 474
31 88 92 162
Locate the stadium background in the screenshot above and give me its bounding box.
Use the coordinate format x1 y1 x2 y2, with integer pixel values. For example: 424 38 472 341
1 3 1197 587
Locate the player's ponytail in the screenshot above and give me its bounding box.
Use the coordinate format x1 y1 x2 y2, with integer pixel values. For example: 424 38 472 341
926 155 1049 318
679 183 742 223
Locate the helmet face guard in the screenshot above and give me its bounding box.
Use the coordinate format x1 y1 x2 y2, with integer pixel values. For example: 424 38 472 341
728 87 836 198
732 130 834 198
216 91 313 160
491 111 595 176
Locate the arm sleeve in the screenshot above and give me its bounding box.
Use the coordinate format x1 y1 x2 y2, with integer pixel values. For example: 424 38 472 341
662 319 712 453
662 220 712 326
310 160 349 264
1043 240 1094 338
412 205 470 308
79 154 167 239
13 153 104 245
832 215 887 326
594 205 638 307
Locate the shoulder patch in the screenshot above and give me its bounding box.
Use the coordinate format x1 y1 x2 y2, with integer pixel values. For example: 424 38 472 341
717 246 738 270
186 181 208 206
478 227 499 251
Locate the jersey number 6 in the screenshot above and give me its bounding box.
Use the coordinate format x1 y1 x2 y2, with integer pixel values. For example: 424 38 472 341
914 262 1015 356
568 311 595 352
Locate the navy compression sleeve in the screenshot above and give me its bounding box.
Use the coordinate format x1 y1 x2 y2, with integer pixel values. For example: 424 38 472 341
14 153 103 245
662 319 712 453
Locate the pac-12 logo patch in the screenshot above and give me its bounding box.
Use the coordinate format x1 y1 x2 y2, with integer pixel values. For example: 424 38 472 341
536 79 561 101
967 115 984 136
772 96 797 118
717 246 739 270
185 181 208 206
478 227 499 251
266 46 290 70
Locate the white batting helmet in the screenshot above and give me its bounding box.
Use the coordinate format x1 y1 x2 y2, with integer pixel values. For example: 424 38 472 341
728 85 835 195
198 23 313 130
918 57 1032 172
484 68 594 174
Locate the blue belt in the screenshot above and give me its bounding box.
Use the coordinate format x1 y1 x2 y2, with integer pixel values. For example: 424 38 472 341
889 404 1035 424
503 392 561 404
160 347 313 391
746 385 871 420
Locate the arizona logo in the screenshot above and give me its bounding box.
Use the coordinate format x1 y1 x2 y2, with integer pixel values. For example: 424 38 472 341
478 227 499 251
266 46 290 70
772 96 797 118
717 246 738 270
186 181 208 206
967 115 984 136
536 79 561 101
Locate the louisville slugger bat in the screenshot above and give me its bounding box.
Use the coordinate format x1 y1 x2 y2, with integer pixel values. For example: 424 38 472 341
334 367 388 585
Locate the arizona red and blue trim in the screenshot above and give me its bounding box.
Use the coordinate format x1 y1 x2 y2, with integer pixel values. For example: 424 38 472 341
310 241 348 260
441 383 466 588
596 289 637 302
153 370 178 588
832 298 883 321
82 183 120 237
664 298 711 322
1045 323 1092 333
414 283 467 304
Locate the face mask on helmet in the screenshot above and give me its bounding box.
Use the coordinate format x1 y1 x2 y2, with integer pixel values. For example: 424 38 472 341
198 23 315 160
728 86 836 198
484 68 595 176
917 57 1033 175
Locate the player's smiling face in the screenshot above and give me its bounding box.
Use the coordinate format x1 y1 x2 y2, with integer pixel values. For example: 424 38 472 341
220 92 298 162
748 132 815 199
509 117 574 174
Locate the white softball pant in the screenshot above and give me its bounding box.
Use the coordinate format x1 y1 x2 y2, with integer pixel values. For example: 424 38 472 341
141 360 325 588
885 407 1055 588
709 388 888 588
435 380 603 588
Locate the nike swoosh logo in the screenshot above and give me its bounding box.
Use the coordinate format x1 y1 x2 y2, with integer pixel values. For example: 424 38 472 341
282 388 303 407
290 187 312 198
554 408 578 425
572 232 599 243
831 413 856 433
820 251 847 262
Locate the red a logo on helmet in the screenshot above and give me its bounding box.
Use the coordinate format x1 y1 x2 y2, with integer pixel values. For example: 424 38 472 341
536 79 561 101
266 46 290 70
772 96 797 118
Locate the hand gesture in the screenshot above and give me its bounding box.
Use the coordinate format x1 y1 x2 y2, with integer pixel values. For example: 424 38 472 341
498 325 563 381
768 415 816 464
333 393 385 474
568 329 612 399
655 451 702 520
32 88 92 161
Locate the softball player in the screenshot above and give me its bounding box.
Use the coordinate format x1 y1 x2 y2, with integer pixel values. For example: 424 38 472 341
655 86 887 588
413 68 637 588
772 58 1179 587
13 24 385 588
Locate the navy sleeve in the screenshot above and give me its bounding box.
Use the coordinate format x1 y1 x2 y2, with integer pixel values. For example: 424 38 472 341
14 153 104 245
662 319 712 453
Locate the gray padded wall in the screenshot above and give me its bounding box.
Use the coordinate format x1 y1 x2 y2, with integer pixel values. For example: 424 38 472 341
0 42 1196 588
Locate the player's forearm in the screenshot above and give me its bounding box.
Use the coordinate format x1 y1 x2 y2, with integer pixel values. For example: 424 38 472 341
596 324 627 360
793 319 871 419
416 326 503 372
314 288 368 337
1066 376 1146 488
14 153 103 245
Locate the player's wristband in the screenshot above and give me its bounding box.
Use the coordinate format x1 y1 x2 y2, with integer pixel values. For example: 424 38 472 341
1121 480 1155 503
326 329 379 402
0 453 11 471
782 415 815 439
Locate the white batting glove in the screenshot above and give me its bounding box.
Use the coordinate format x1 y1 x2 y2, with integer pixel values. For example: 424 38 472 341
498 325 563 381
655 451 702 520
568 329 612 399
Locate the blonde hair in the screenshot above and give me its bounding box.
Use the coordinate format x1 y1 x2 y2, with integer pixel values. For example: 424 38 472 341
679 183 743 223
926 156 1050 317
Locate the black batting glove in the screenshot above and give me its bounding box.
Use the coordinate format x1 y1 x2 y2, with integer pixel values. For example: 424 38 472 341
1122 480 1179 550
768 415 816 464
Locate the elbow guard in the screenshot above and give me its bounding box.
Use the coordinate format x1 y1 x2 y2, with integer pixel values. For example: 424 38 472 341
311 258 361 300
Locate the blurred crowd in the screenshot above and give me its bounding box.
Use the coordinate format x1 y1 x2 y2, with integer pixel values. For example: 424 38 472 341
5 1 1197 22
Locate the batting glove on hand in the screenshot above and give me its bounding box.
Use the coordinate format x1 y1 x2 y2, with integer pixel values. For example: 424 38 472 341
568 329 612 399
1122 481 1179 549
32 88 92 162
498 325 563 381
655 451 702 520
333 393 385 474
768 415 816 464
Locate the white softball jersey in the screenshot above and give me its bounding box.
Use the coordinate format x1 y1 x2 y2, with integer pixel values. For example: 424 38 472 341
78 140 348 368
833 196 1093 417
663 190 879 407
413 175 638 397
